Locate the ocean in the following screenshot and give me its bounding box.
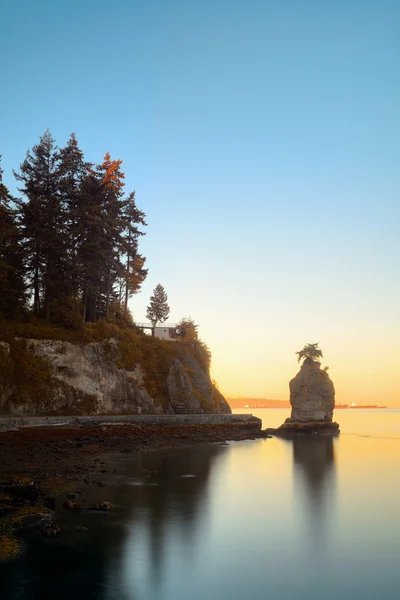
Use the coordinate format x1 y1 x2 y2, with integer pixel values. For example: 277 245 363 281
1 408 399 599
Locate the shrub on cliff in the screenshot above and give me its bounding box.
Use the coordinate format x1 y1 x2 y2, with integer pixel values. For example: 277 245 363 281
176 317 198 343
295 342 323 364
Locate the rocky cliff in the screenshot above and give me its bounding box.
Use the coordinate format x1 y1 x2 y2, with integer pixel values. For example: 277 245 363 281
0 333 231 417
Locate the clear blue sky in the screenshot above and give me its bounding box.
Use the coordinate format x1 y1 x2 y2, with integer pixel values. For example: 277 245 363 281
1 0 399 403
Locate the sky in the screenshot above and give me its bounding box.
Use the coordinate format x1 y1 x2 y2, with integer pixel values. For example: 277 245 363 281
1 0 399 405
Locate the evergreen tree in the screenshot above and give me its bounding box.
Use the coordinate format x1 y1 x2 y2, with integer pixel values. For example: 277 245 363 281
96 153 126 319
176 316 198 342
58 133 91 298
296 342 323 363
6 133 148 325
121 191 148 312
146 284 170 329
14 130 62 318
78 173 106 322
0 158 26 316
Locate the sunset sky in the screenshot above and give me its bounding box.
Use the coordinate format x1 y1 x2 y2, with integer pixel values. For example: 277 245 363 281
1 1 399 406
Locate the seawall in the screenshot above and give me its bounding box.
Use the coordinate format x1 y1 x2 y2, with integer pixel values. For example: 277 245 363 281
0 413 261 432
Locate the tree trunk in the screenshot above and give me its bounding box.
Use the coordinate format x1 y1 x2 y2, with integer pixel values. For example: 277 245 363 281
33 263 40 316
105 270 110 320
82 291 87 324
45 255 51 320
124 253 130 312
124 231 130 312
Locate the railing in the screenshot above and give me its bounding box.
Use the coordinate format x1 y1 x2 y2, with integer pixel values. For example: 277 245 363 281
134 322 177 329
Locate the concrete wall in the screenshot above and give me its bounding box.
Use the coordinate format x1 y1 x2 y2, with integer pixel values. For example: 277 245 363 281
0 413 261 431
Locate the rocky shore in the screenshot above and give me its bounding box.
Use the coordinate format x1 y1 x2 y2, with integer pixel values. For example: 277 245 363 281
0 419 265 560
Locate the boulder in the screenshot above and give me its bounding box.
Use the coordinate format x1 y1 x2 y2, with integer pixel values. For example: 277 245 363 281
87 501 111 512
0 341 10 356
63 500 81 511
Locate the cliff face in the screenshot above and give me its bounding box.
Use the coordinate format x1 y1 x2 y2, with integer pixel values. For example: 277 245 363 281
288 362 335 422
0 337 231 417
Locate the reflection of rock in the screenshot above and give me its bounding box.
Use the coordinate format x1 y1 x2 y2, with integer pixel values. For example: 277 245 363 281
293 436 335 488
275 361 339 435
292 436 336 550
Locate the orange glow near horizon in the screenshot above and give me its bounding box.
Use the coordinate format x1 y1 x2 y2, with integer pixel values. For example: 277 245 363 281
210 344 400 407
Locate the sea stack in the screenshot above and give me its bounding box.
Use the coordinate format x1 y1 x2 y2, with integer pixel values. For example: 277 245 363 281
277 344 339 435
289 359 335 422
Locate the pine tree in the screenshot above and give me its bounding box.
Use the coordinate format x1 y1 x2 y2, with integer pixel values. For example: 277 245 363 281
96 153 126 319
58 133 91 298
14 130 62 318
78 173 106 322
121 191 148 312
146 284 170 330
0 157 26 316
7 134 148 325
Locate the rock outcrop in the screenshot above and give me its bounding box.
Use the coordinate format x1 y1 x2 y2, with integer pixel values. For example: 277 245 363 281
166 356 230 415
0 338 231 417
275 361 339 436
288 361 335 422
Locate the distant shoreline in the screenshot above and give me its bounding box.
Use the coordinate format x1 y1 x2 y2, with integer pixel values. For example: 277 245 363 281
229 402 394 410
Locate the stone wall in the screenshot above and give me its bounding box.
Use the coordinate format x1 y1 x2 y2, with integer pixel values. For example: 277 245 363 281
0 413 260 432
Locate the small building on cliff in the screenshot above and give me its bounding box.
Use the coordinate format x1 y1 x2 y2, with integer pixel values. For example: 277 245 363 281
135 323 177 341
154 326 177 341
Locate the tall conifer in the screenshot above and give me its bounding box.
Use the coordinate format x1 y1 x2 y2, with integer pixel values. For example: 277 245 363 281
78 173 105 322
96 154 126 319
58 133 91 298
14 130 62 318
121 191 148 311
0 157 26 316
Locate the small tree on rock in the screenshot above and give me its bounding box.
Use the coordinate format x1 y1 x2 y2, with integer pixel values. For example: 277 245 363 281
176 316 198 343
146 284 170 330
296 342 323 364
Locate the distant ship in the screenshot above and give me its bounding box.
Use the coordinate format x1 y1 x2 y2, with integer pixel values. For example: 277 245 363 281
335 404 349 409
348 403 387 409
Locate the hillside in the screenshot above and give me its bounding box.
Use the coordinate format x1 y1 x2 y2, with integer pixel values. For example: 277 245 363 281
228 398 291 409
0 319 230 417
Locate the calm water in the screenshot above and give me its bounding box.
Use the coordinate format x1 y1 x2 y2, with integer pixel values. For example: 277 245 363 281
1 409 400 600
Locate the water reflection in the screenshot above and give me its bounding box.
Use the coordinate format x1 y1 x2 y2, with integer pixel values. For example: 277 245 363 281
2 431 400 600
0 445 224 600
116 446 224 599
292 436 337 553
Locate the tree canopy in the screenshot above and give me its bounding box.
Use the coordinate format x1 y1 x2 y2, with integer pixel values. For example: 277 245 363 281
295 342 323 363
1 130 147 324
0 157 26 317
176 316 198 342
